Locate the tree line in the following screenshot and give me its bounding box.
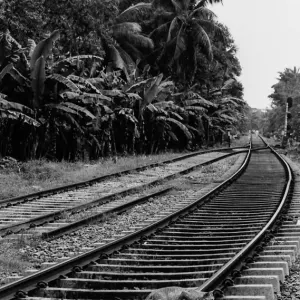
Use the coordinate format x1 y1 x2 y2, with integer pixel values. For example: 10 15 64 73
255 67 300 144
0 0 247 160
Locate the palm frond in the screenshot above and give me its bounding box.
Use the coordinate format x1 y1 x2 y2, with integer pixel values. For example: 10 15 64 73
60 91 112 104
63 113 85 134
167 17 180 42
107 44 128 77
119 41 144 61
67 74 102 94
81 93 112 104
191 6 217 20
117 3 152 23
222 78 236 90
174 23 186 60
31 56 46 108
113 22 142 37
30 30 60 70
167 130 179 142
183 98 216 108
221 96 245 105
152 0 176 12
120 32 154 50
115 45 136 75
192 21 213 61
197 19 224 41
0 109 40 127
144 74 164 105
186 124 202 135
86 78 105 89
212 108 232 116
171 0 192 12
154 100 182 111
159 80 174 89
0 99 34 115
63 102 96 119
47 74 80 93
52 55 103 70
101 90 123 98
185 106 207 112
146 103 158 113
220 98 239 107
195 0 223 8
125 78 148 93
149 22 171 40
126 93 142 101
0 64 29 86
168 111 183 121
47 103 81 117
27 38 36 58
0 63 13 82
166 118 192 139
218 113 237 123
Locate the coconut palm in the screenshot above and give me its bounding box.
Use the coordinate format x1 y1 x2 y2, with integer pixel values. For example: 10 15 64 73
115 0 223 82
100 4 155 79
146 0 223 82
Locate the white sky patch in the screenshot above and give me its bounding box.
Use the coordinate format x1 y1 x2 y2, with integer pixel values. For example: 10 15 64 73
210 0 300 109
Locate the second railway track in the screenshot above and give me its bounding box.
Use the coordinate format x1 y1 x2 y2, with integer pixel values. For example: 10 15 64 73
0 148 247 239
0 135 293 300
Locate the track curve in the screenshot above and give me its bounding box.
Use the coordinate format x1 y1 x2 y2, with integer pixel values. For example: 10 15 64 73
0 149 247 239
0 135 290 300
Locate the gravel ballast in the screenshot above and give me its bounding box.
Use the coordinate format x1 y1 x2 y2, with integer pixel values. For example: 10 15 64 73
0 151 233 229
276 154 300 300
0 153 246 285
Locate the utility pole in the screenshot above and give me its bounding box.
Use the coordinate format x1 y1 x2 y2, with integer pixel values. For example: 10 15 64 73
284 100 288 136
282 97 293 148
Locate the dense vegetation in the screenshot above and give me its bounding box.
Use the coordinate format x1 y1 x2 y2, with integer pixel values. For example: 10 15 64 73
0 0 247 160
254 67 300 144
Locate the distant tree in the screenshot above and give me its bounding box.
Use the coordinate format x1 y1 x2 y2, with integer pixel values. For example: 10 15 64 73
0 0 45 44
269 67 300 107
267 67 300 141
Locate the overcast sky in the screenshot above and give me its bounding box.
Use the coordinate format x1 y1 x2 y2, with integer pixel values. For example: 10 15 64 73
210 0 300 109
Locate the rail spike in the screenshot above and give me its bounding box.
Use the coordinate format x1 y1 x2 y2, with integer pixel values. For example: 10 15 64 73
231 269 242 278
223 278 234 287
36 281 48 288
72 265 82 273
14 290 27 299
245 256 254 264
213 289 224 299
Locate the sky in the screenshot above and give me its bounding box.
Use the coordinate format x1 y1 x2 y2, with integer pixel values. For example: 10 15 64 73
210 0 300 109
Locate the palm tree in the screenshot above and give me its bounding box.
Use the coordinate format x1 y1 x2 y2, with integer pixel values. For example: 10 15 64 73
115 0 223 83
101 5 154 78
147 0 223 82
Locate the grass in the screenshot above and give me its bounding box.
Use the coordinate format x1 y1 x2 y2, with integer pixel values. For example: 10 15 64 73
0 136 250 201
0 153 182 200
0 234 39 284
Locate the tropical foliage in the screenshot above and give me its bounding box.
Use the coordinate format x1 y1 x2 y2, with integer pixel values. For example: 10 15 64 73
0 0 247 160
260 67 300 143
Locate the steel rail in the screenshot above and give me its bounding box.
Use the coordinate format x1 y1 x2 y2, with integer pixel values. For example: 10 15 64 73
0 149 248 238
42 187 173 240
42 150 268 240
0 145 252 300
198 135 293 294
0 146 247 208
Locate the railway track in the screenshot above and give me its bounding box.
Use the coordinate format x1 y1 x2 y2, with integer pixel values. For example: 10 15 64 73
0 147 248 240
0 135 292 300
